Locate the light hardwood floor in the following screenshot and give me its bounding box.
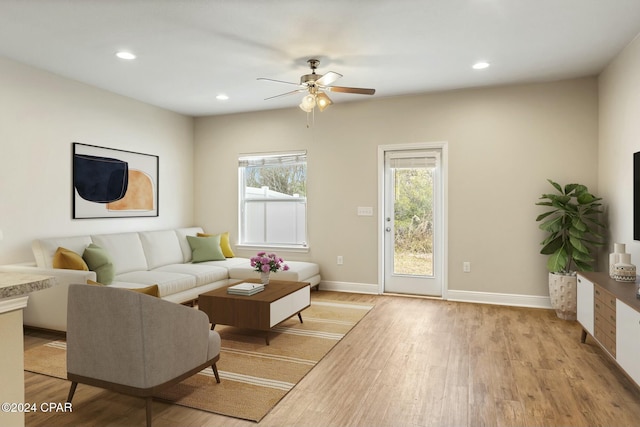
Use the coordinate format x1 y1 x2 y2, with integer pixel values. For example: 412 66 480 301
24 291 640 427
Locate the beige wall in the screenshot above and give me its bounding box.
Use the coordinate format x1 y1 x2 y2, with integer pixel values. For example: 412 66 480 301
0 52 602 300
194 78 599 298
0 57 195 264
599 34 640 264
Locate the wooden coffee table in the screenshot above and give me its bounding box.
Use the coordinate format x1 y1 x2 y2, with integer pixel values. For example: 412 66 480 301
198 280 311 345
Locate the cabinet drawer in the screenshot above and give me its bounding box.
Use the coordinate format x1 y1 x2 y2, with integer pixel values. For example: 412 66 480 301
605 335 617 358
605 304 616 325
595 299 607 317
594 325 617 357
594 299 616 323
594 325 606 343
594 286 616 309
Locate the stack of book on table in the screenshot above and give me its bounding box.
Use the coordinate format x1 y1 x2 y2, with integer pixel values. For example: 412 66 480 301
227 282 264 296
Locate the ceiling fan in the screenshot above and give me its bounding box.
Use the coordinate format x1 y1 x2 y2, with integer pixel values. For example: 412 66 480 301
257 59 376 112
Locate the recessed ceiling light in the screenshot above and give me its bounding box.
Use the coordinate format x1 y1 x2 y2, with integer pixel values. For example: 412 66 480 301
472 61 490 70
216 94 229 101
116 51 136 60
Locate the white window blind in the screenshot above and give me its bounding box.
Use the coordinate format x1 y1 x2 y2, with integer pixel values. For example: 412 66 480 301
238 151 308 249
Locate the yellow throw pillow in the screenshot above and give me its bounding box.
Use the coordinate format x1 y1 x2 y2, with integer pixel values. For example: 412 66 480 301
219 232 235 258
129 284 160 298
197 231 235 258
53 247 89 271
86 280 158 297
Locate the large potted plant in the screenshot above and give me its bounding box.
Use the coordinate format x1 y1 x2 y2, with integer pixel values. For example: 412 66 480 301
536 179 606 320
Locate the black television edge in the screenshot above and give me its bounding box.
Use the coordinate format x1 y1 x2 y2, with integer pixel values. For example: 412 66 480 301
635 151 640 240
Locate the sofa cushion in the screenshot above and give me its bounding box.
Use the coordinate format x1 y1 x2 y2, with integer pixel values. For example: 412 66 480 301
139 230 184 270
174 227 205 263
228 260 320 282
154 264 229 287
53 247 89 271
82 243 116 285
113 270 196 298
32 236 93 268
91 232 148 275
187 235 225 263
200 257 249 270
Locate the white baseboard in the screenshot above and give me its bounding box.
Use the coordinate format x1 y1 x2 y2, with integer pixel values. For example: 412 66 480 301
446 289 552 309
318 281 379 294
318 281 552 309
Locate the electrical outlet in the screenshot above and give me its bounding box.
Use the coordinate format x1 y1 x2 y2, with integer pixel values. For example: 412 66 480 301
337 256 344 265
463 262 471 273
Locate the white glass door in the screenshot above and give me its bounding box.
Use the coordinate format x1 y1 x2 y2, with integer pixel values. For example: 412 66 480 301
383 149 443 296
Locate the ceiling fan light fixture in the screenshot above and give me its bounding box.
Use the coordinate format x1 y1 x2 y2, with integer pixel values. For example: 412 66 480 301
316 92 332 111
301 94 316 110
299 102 313 113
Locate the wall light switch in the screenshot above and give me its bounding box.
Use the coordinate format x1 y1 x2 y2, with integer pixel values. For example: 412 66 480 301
357 207 374 216
337 256 344 265
463 262 471 273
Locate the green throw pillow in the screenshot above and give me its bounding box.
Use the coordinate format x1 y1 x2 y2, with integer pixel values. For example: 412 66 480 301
82 243 115 285
198 231 235 258
187 235 225 263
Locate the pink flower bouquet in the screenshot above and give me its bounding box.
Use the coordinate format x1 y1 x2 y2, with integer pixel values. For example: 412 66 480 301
250 252 290 273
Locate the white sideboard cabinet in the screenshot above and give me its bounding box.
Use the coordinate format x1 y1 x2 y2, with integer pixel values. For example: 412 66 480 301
577 272 640 388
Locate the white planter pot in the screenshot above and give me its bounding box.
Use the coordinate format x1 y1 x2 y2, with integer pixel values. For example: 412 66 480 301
548 272 577 320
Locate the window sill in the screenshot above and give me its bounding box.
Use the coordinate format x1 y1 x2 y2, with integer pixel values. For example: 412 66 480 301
236 244 310 254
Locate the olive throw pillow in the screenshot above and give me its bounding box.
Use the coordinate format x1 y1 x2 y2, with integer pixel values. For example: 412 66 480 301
82 243 115 285
197 231 235 258
53 247 89 271
187 234 226 263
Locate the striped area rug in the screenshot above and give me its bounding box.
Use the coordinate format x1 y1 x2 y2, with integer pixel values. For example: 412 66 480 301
23 298 373 422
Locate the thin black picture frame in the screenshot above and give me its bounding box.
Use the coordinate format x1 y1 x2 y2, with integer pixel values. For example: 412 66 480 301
72 142 159 219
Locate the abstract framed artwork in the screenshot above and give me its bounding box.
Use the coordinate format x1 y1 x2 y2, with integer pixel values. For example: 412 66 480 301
72 143 159 218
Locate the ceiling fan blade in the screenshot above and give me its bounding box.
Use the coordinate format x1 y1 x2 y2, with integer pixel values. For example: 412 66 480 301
264 88 306 100
315 71 342 87
326 86 376 95
257 77 301 86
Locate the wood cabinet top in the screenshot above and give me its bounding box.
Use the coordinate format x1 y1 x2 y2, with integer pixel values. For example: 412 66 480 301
578 271 640 311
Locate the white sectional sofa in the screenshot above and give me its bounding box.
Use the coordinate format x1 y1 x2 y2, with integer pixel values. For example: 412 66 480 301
0 227 320 331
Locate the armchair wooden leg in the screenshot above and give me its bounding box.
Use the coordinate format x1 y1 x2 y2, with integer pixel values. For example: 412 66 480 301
146 397 153 427
212 363 221 383
67 382 78 403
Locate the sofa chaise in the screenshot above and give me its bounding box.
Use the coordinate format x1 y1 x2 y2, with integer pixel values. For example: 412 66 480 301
0 227 320 331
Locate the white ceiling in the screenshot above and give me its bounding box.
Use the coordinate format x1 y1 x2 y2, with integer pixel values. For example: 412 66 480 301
1 0 640 117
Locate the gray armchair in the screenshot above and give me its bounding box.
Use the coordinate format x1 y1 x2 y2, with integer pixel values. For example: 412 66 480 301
66 284 220 427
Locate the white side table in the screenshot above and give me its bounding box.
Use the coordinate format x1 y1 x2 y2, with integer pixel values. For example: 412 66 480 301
0 273 56 427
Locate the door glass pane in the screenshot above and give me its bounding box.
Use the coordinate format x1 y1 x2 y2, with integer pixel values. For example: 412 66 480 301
393 166 434 276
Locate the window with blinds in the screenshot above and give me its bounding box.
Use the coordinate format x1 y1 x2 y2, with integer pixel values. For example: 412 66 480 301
238 151 308 248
